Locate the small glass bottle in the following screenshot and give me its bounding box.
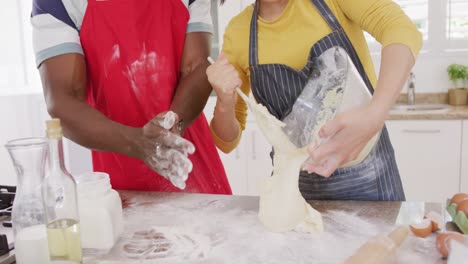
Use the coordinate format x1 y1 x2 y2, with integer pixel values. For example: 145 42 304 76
43 119 82 263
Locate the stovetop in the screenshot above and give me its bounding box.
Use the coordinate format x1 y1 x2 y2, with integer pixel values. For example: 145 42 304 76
0 185 14 263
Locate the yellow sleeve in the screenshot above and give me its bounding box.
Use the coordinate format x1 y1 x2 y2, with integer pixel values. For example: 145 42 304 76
209 24 250 153
337 0 423 58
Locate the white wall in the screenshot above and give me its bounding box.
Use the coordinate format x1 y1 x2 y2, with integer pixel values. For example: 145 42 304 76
372 51 468 94
0 93 92 185
0 95 38 185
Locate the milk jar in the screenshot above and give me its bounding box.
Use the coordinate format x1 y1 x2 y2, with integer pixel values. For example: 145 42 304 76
75 172 123 254
5 138 50 264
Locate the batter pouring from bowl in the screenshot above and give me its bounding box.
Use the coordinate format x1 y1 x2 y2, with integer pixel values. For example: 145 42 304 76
207 0 422 201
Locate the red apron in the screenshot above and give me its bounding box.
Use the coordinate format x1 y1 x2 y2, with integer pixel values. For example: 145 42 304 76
79 0 232 194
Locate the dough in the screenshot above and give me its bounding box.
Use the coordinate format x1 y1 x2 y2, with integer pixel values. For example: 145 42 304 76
251 102 324 233
247 48 380 233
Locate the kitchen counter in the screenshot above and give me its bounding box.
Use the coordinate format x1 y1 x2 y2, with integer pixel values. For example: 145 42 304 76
83 191 461 264
389 93 468 120
388 105 468 120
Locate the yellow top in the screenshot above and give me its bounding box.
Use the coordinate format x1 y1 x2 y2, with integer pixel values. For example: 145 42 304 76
211 0 422 153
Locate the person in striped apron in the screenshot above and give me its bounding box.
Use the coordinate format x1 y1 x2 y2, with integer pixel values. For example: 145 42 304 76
207 0 423 201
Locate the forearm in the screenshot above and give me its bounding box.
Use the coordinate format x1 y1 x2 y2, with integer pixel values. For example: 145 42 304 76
46 94 142 159
370 43 415 116
211 99 240 142
170 60 212 131
39 53 143 160
170 32 212 132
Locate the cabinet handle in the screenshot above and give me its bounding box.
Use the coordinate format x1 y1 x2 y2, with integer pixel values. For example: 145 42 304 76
252 131 257 160
402 129 441 134
235 147 240 160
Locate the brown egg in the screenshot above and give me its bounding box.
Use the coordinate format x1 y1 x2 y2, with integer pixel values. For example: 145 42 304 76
410 219 433 238
451 193 468 205
436 232 465 258
456 200 468 216
424 211 444 232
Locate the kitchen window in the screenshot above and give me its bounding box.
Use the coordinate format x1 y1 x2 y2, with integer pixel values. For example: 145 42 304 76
366 0 468 54
447 0 468 40
364 0 428 47
399 0 429 40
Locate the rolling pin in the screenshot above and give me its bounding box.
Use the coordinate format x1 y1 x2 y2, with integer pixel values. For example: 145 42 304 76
344 226 409 264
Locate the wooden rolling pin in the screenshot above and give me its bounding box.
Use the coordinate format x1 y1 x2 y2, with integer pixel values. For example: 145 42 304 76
344 226 409 264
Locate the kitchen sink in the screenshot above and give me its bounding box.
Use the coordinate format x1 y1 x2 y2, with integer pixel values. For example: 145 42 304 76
391 104 452 112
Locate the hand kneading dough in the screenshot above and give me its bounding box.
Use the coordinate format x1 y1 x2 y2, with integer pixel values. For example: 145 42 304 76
251 102 324 233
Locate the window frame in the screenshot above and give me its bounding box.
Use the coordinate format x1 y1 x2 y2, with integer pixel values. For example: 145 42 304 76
446 0 468 49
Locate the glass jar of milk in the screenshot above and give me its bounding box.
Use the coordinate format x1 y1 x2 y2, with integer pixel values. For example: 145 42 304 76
75 172 123 254
5 138 50 264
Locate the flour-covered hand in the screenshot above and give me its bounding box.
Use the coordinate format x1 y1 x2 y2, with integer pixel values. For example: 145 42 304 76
138 111 195 189
302 105 385 177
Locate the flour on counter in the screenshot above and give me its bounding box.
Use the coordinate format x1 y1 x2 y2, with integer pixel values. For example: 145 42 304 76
122 227 210 261
84 194 421 264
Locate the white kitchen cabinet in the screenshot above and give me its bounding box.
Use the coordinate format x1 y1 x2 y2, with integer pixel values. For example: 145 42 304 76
386 120 462 202
217 144 248 195
204 97 248 195
245 122 273 196
461 121 468 193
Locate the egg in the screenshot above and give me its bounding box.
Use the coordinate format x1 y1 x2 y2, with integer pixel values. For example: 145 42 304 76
436 232 465 258
424 211 444 232
456 200 468 216
450 193 468 205
410 219 433 238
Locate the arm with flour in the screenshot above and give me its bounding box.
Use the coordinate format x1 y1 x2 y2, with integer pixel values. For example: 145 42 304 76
32 0 194 189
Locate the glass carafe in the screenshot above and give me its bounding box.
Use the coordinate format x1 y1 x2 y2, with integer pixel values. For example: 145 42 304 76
5 137 50 264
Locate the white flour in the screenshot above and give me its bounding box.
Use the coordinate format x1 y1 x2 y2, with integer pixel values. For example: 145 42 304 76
83 195 442 264
123 44 159 95
110 45 120 62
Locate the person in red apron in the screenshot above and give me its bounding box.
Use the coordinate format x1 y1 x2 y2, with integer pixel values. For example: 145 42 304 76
32 0 232 194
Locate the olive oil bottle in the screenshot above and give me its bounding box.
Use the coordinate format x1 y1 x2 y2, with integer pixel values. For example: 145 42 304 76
43 119 82 263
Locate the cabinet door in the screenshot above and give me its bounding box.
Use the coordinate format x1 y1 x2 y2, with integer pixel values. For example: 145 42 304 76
203 97 248 195
462 121 468 193
218 145 247 195
245 122 273 196
386 120 462 202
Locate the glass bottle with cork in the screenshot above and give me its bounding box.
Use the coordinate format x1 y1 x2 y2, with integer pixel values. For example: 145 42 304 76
43 118 83 263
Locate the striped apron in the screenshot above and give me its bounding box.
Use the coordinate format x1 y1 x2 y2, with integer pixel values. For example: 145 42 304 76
248 0 406 201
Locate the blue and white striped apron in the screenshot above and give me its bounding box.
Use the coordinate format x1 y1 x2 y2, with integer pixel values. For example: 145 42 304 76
248 0 406 201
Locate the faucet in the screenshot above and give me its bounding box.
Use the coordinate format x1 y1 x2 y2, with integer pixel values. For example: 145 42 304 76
407 72 415 105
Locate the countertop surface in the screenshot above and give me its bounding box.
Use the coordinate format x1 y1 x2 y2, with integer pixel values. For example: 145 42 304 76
83 191 462 264
388 105 468 120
